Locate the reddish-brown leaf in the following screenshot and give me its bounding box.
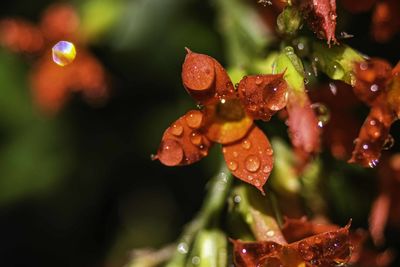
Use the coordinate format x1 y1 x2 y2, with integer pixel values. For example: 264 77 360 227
299 0 337 44
349 105 396 167
237 73 288 121
353 59 392 106
156 110 212 166
232 223 352 267
182 49 235 105
286 91 321 156
222 126 274 194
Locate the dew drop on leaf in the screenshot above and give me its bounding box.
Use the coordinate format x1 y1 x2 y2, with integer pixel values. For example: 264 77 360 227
311 102 330 127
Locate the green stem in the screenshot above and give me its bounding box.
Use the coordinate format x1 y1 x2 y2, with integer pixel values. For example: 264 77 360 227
165 163 233 267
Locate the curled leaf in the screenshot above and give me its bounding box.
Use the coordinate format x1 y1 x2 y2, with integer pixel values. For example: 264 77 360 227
238 73 288 121
182 49 234 105
157 110 212 166
222 126 274 194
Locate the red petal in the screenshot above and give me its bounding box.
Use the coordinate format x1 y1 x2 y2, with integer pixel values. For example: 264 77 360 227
156 109 212 166
299 0 337 44
286 92 321 156
238 73 288 121
349 105 396 168
182 49 235 105
222 126 273 194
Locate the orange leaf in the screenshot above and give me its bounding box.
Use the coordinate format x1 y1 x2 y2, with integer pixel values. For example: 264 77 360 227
238 74 288 121
222 126 273 193
156 110 212 166
182 49 234 105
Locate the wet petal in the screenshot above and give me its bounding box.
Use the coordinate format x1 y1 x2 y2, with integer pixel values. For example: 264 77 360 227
182 49 234 105
349 105 396 168
387 62 400 118
353 59 392 106
204 98 253 144
232 223 352 267
238 73 288 121
299 0 337 44
286 91 321 155
222 126 273 193
156 110 212 166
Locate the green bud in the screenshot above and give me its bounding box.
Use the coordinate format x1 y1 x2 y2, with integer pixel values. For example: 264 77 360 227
276 6 302 36
274 46 305 93
187 229 227 267
312 41 365 85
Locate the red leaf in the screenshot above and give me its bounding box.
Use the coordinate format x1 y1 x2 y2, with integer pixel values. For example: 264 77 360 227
222 126 274 194
156 110 212 166
238 73 288 121
299 0 338 44
182 49 235 105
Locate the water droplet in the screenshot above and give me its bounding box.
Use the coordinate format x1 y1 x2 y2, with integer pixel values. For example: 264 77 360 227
339 31 354 39
255 76 263 85
150 154 157 160
241 248 247 254
263 165 272 173
299 241 314 261
329 82 337 95
247 175 254 181
360 62 368 71
370 84 379 92
254 179 261 187
159 139 184 166
242 140 251 150
228 160 238 171
190 132 202 146
177 242 188 254
245 155 261 172
297 42 304 50
311 102 330 127
362 143 369 150
171 123 183 136
185 110 203 129
265 148 273 155
383 134 394 150
220 98 226 104
233 151 239 158
369 159 379 168
52 41 76 66
329 62 345 80
191 256 201 265
304 78 309 85
266 230 274 237
258 0 272 6
233 195 241 203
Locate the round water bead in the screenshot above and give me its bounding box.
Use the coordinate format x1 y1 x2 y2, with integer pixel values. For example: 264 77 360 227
52 41 76 66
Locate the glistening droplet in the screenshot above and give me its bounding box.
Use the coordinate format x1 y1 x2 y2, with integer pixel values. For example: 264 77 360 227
158 139 184 166
311 102 330 127
245 155 261 172
52 41 76 66
171 123 183 136
185 110 203 129
242 139 251 150
190 132 202 146
228 160 238 171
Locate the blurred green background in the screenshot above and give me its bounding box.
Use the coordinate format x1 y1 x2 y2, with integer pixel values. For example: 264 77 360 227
0 0 400 266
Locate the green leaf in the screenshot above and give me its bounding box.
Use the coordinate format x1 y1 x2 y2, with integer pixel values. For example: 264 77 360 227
273 47 305 93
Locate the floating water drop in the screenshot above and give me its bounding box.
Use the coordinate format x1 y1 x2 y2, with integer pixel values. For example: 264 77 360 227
329 82 337 95
245 155 261 172
52 41 76 66
311 103 330 127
